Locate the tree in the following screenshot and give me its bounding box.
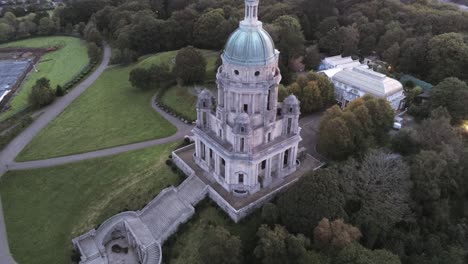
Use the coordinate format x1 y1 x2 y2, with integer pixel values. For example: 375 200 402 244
87 42 102 62
254 225 314 264
314 218 362 250
29 78 55 109
272 15 305 61
129 68 152 90
278 169 347 237
149 63 173 86
303 45 321 71
390 128 420 156
55 85 64 97
194 9 234 49
339 25 360 56
38 17 55 35
0 23 15 42
278 85 288 102
198 226 242 264
341 150 412 247
287 72 334 114
317 116 354 160
301 81 322 113
261 203 279 226
319 25 359 56
427 33 468 83
382 43 400 69
416 107 463 153
172 46 206 84
430 77 468 123
334 243 401 264
129 15 165 54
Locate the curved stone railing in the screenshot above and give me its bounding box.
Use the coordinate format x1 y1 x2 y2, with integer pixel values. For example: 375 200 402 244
143 242 162 264
94 211 139 245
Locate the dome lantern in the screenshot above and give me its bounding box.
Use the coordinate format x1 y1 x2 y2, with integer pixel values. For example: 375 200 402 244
222 0 277 67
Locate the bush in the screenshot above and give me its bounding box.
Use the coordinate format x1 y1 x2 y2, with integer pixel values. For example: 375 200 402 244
55 85 64 97
87 42 102 62
28 78 55 109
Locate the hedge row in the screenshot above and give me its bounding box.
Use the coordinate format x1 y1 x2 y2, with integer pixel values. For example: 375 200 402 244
61 60 98 92
154 88 196 124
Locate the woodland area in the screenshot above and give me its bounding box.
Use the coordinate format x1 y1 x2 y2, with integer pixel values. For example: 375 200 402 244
2 0 467 263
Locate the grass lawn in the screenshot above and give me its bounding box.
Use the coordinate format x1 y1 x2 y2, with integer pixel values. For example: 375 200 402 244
0 36 90 121
0 142 182 264
164 200 262 264
159 49 219 121
16 52 181 161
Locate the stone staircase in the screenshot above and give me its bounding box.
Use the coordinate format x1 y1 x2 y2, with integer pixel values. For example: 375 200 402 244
177 176 208 205
143 243 161 264
139 187 195 242
73 176 208 264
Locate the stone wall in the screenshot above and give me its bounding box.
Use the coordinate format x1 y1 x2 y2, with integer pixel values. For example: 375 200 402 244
207 177 300 222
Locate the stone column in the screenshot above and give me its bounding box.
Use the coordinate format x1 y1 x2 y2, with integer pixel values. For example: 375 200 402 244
249 94 253 114
266 158 272 178
215 153 220 175
195 139 200 158
207 148 211 167
289 147 295 167
277 152 284 176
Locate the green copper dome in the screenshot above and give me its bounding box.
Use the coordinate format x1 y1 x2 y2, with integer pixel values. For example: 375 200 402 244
223 25 276 66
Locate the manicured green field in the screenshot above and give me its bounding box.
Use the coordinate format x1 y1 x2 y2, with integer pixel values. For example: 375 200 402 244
159 49 218 121
165 202 261 264
161 85 199 120
17 52 180 161
0 36 90 121
0 143 182 264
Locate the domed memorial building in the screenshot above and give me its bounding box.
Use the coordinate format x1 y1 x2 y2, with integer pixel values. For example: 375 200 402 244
72 2 312 264
190 0 302 196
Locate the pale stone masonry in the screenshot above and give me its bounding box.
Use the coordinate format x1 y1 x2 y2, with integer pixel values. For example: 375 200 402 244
72 1 315 263
192 0 302 196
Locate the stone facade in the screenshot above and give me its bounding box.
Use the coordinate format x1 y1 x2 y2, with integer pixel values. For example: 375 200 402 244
192 0 302 197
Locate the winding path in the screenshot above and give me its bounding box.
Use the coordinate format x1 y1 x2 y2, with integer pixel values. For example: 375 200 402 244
8 95 193 170
0 42 195 264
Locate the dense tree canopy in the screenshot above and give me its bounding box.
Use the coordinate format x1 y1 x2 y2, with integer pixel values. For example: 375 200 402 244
317 96 394 160
198 226 242 264
172 46 207 84
430 77 468 123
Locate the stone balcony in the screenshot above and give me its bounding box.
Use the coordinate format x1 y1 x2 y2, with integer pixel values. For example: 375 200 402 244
172 144 323 221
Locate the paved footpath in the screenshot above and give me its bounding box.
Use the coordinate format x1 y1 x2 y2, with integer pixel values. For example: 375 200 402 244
0 44 196 263
9 95 193 170
0 44 112 264
0 44 111 175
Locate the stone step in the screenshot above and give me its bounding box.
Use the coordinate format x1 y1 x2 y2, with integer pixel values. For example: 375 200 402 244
176 176 207 205
140 188 194 240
